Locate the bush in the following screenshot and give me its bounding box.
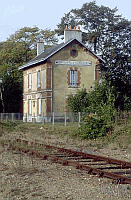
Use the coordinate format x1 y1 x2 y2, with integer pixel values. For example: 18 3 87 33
77 114 113 139
0 120 18 132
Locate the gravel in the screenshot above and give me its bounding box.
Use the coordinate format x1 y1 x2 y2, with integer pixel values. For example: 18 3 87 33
0 129 131 200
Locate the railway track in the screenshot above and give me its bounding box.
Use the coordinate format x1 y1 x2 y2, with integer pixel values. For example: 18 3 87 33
1 138 131 185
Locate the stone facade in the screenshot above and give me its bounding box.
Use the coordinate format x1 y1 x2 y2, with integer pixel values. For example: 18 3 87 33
20 27 104 122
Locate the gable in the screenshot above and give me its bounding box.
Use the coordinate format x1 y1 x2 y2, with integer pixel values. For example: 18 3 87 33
19 38 104 70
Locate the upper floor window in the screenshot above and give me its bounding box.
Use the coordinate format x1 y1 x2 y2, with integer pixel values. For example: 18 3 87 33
28 73 31 89
70 70 77 87
37 71 41 88
70 49 78 57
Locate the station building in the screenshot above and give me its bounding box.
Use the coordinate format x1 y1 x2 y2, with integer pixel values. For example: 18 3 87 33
19 26 104 122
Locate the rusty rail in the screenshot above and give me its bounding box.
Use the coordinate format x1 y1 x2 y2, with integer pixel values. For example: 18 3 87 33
1 138 131 185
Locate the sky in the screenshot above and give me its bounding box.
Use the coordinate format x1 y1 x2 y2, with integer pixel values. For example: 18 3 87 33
0 0 131 42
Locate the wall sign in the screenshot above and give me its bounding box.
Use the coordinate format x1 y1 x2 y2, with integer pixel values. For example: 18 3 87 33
55 60 92 66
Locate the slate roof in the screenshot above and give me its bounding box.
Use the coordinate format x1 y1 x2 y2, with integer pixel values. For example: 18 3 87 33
19 38 104 70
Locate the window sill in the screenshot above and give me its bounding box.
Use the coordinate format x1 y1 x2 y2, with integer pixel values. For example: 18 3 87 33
68 85 78 88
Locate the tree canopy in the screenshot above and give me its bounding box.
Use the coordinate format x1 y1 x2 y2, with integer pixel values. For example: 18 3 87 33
0 26 58 112
55 1 131 110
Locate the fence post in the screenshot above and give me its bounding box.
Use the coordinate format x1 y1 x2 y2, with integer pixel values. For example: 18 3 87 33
18 113 20 123
52 112 54 126
12 113 14 121
6 113 8 122
33 113 35 123
65 112 66 126
25 113 27 123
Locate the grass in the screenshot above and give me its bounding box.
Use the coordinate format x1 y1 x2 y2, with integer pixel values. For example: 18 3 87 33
0 118 131 151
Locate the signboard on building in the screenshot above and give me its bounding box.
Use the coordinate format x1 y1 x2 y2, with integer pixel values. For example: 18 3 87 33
55 60 92 66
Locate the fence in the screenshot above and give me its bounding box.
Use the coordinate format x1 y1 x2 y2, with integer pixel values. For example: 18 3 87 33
0 113 23 123
0 112 82 126
0 111 131 126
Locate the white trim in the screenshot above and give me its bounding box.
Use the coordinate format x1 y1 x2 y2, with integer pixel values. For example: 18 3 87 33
23 90 52 95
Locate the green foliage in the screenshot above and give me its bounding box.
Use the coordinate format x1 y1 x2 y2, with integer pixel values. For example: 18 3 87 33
55 1 130 57
55 1 131 108
101 66 131 111
77 114 113 139
68 87 88 112
69 81 117 139
87 80 117 122
0 26 58 66
0 64 23 112
0 26 58 113
0 120 18 133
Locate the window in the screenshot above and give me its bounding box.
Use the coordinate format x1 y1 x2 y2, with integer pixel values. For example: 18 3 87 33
28 73 31 89
70 70 77 87
29 100 32 115
67 68 80 87
38 99 41 115
37 71 41 88
33 101 35 107
70 49 78 57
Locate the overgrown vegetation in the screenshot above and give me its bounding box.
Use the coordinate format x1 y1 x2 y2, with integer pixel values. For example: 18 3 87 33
68 80 131 139
77 114 113 139
0 118 131 151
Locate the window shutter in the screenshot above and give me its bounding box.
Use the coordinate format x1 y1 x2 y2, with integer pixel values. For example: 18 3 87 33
74 70 77 86
29 100 32 115
29 73 31 89
39 99 41 115
70 70 72 86
38 71 41 88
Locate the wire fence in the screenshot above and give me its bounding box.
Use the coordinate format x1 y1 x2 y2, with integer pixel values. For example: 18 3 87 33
0 111 131 126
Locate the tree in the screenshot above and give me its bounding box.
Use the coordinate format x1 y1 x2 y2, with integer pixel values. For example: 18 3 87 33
0 26 58 65
68 87 88 113
101 64 131 111
55 1 122 53
55 1 130 64
86 81 117 121
0 65 23 113
71 82 116 139
0 26 58 113
56 1 131 111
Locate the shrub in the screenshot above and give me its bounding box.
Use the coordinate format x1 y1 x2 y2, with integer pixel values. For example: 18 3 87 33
77 114 113 139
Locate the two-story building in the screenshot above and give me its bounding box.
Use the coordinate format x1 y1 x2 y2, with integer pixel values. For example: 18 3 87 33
19 26 104 122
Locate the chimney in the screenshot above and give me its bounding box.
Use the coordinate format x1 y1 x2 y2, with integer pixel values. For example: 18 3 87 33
64 26 82 43
37 39 44 56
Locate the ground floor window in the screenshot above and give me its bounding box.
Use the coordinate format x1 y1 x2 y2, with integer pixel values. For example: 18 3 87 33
29 100 32 115
38 99 41 115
